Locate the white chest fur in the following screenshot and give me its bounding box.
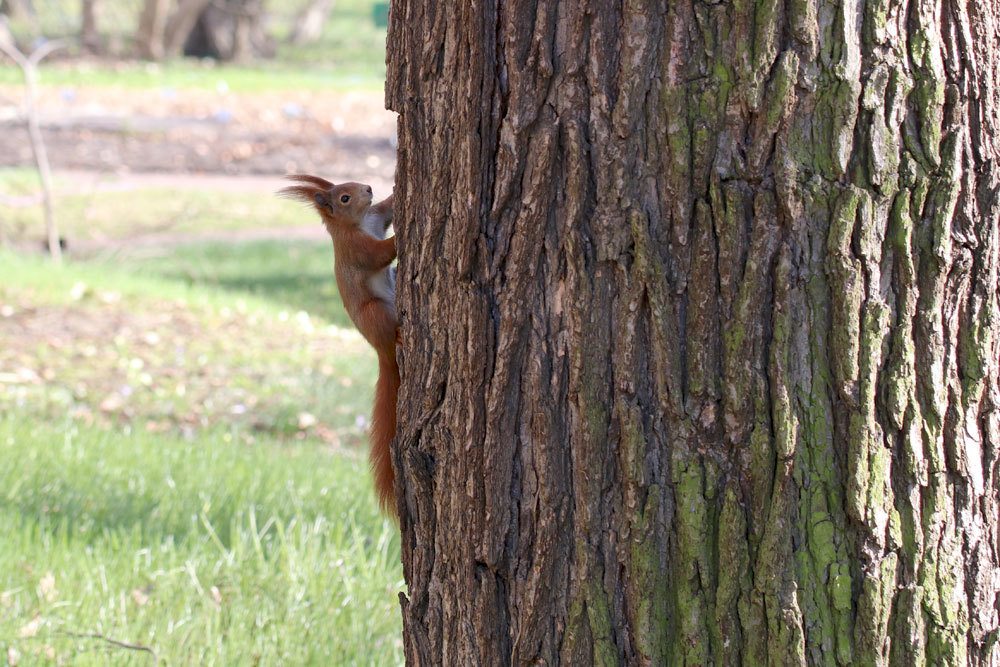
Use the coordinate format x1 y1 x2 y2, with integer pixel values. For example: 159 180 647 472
361 208 396 316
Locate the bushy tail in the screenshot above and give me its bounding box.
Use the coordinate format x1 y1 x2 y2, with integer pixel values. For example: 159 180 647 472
370 351 400 517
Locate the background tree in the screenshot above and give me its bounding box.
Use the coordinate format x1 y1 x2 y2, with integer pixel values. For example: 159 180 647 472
0 0 35 24
162 0 212 57
80 0 99 54
0 35 64 261
288 0 333 46
387 0 999 664
0 13 12 46
136 0 273 62
136 0 170 59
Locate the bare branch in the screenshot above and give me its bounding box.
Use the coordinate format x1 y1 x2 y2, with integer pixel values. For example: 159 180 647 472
26 37 68 66
0 35 28 67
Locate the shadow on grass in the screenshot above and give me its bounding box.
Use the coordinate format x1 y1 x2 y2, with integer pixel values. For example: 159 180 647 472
210 274 350 328
120 240 357 329
0 434 367 550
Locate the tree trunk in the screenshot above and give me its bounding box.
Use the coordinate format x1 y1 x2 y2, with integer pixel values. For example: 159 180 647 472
181 0 272 62
136 0 170 60
0 0 35 38
0 0 34 22
387 0 999 665
163 0 212 57
0 38 63 261
80 0 100 54
288 0 333 45
0 15 12 50
228 0 257 64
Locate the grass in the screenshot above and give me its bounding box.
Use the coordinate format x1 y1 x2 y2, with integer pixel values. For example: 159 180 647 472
0 0 388 92
1 1 402 657
0 58 384 93
0 243 404 664
122 240 346 328
0 418 403 665
0 168 313 243
0 247 374 444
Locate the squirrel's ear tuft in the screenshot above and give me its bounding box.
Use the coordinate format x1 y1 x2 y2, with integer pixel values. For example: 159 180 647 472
285 174 334 189
280 174 337 209
278 184 318 203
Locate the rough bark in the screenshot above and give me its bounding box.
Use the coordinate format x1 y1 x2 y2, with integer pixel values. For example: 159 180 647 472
387 0 1000 664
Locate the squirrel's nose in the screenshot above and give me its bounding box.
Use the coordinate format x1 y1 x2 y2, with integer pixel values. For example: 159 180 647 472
366 185 372 194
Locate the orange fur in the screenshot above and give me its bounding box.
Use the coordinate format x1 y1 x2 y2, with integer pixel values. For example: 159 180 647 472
371 351 399 514
280 175 400 516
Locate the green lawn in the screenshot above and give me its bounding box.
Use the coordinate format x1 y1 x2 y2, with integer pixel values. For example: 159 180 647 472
0 57 384 93
0 0 403 657
0 0 388 92
0 419 402 666
1 248 371 442
0 245 403 664
123 240 347 329
0 169 314 243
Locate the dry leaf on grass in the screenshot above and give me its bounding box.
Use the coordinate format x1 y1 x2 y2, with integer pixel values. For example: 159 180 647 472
38 573 57 602
17 615 41 638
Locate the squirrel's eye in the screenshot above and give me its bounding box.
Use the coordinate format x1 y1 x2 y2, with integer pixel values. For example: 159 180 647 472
340 194 351 204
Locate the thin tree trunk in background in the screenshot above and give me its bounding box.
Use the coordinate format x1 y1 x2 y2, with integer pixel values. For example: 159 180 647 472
23 61 58 261
0 16 13 49
228 0 256 64
80 0 99 54
136 0 169 60
288 0 333 45
387 0 999 664
0 39 64 261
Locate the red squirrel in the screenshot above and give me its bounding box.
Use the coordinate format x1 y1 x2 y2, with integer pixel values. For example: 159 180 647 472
280 174 399 516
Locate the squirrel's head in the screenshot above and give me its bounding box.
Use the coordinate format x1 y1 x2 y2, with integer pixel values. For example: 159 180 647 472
280 175 374 231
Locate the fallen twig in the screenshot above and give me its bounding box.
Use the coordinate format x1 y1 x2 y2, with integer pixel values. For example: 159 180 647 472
59 630 159 664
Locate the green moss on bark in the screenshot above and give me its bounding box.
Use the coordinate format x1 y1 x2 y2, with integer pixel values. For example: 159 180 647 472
670 459 712 665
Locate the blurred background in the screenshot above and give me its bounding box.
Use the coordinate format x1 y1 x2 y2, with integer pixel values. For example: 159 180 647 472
1 2 404 664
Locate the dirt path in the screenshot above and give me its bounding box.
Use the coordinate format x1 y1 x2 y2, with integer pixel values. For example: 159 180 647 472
0 85 397 178
2 85 399 253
